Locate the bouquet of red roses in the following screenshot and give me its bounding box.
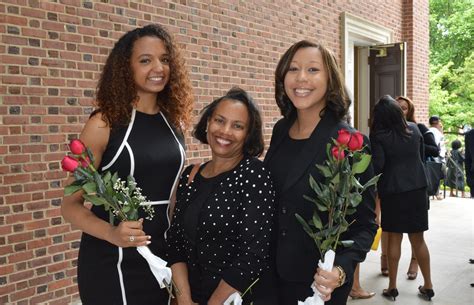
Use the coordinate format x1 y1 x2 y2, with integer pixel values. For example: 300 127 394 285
61 139 175 296
61 139 154 224
296 129 380 305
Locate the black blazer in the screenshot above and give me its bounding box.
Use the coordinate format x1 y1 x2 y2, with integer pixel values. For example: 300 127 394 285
264 111 377 285
465 129 474 186
370 122 427 195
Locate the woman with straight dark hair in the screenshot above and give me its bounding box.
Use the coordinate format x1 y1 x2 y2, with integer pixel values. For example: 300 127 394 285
168 88 275 305
370 95 434 301
260 40 377 305
388 96 440 280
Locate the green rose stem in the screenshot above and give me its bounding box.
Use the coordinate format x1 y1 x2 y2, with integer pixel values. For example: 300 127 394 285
76 151 129 223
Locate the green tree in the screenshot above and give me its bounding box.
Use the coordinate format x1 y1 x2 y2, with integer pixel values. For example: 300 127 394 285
430 0 473 69
429 0 474 134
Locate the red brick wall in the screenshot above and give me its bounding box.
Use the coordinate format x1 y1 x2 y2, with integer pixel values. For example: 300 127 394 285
0 1 427 303
402 0 430 125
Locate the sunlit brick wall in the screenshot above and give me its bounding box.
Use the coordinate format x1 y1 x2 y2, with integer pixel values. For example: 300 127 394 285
1 1 426 303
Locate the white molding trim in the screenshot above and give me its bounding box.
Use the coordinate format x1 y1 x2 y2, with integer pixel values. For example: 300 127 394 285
341 12 394 134
342 13 393 44
341 12 394 78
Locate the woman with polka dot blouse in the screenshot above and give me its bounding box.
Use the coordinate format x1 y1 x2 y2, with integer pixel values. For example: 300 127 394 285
260 41 378 305
167 88 276 305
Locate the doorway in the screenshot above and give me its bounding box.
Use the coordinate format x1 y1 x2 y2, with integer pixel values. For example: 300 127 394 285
342 13 406 135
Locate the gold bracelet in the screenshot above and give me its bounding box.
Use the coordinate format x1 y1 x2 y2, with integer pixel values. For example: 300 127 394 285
335 265 346 287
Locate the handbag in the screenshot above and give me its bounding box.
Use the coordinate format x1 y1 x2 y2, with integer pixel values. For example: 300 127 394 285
424 160 443 196
371 227 382 251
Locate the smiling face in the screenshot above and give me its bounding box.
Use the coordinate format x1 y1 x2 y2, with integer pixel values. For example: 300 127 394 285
206 99 249 160
130 36 170 99
283 47 328 114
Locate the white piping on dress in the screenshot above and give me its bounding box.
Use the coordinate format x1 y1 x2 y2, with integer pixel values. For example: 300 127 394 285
102 109 136 171
159 112 186 240
117 247 127 305
144 200 170 206
125 142 135 176
104 110 137 304
103 110 182 303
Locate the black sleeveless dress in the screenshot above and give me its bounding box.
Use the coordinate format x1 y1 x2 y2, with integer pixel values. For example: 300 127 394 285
77 109 185 305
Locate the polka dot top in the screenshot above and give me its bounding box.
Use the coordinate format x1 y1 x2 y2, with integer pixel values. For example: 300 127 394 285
167 157 276 302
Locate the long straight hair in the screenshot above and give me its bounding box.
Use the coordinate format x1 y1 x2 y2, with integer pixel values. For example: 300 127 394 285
371 95 411 138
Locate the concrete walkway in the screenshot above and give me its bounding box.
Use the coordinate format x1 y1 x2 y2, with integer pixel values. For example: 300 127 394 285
353 196 474 305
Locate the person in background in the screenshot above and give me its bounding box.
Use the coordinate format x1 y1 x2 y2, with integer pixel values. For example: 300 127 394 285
167 88 275 305
61 24 194 304
429 115 446 163
429 115 446 200
446 139 466 197
349 264 376 299
384 96 441 281
261 40 377 305
344 114 375 301
370 95 434 301
397 97 440 160
465 128 474 197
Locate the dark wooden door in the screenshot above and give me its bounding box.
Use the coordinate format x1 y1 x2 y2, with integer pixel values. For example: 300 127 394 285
369 42 406 119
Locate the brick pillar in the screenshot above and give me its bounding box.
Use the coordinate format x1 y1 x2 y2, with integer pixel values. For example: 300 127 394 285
402 0 430 123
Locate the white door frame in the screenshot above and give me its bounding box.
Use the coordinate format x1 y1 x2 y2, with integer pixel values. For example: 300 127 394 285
341 12 393 135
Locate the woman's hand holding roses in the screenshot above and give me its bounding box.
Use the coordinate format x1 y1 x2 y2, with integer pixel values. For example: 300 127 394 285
106 218 150 248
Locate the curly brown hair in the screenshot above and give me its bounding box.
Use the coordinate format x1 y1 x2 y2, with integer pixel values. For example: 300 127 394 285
96 24 194 130
275 40 351 121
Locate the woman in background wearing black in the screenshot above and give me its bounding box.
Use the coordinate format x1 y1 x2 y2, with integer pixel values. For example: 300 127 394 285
377 96 440 281
397 96 440 160
370 95 434 301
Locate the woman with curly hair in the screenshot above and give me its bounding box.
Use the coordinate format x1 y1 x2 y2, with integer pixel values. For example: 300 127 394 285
61 24 194 304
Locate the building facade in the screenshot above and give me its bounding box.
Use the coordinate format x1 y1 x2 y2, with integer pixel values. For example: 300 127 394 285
0 0 428 303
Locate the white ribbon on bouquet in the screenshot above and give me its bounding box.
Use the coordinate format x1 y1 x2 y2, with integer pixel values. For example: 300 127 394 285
137 245 172 289
223 292 243 305
298 250 335 305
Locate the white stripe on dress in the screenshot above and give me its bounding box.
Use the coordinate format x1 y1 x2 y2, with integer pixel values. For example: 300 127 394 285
117 247 127 305
159 112 186 240
104 111 137 304
125 142 135 176
144 200 170 206
103 109 183 303
102 109 136 171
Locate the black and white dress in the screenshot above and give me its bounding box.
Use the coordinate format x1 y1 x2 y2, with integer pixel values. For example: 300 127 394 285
77 109 185 305
167 158 275 305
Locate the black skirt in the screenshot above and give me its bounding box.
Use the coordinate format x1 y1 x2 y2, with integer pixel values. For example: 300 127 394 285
381 188 429 233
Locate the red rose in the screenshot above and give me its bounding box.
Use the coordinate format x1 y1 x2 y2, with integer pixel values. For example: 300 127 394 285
61 156 79 172
347 131 363 151
336 129 351 146
331 146 345 160
81 156 91 168
70 139 86 155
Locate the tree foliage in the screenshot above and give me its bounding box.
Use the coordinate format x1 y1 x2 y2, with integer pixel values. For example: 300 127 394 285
429 0 474 133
